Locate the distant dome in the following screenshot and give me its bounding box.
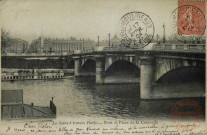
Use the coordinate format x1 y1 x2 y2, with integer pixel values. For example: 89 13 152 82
112 34 120 41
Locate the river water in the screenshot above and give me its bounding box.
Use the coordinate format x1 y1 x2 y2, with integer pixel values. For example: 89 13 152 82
1 77 205 120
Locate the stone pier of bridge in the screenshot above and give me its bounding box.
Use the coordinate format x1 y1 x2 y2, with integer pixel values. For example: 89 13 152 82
95 55 105 84
73 50 82 76
73 53 105 84
74 56 81 76
140 56 154 99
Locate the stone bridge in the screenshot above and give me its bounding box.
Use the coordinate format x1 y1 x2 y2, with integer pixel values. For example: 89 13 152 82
2 44 205 99
69 45 205 99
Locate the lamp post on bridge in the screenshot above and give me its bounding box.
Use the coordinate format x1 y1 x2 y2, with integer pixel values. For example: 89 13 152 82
48 47 54 54
108 33 110 47
156 34 160 44
163 23 166 44
97 35 99 47
60 44 63 53
82 38 84 50
138 27 143 44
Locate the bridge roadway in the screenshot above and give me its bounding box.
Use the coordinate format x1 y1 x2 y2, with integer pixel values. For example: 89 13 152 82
2 43 205 99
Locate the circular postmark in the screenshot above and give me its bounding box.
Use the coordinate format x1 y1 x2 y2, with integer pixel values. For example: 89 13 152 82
170 5 206 42
171 99 204 131
118 12 154 48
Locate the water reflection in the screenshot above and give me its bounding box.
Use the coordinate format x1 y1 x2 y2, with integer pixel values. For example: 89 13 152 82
1 77 205 120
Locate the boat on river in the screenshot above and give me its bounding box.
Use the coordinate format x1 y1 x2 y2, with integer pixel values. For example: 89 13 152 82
1 68 66 81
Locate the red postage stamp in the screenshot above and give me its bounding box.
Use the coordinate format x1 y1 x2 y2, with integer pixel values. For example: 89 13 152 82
177 1 206 35
171 99 204 131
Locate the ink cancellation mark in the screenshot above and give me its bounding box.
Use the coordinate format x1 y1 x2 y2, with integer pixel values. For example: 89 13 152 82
118 12 154 49
171 99 204 131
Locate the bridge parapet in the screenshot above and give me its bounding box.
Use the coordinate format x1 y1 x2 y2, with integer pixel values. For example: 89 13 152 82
102 46 133 52
78 44 205 55
74 50 82 54
80 46 133 54
1 53 72 57
154 44 205 52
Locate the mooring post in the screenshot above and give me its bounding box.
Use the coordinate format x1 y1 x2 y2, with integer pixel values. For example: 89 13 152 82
140 55 154 99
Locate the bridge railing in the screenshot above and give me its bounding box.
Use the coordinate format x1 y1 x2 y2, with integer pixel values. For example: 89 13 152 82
79 46 133 54
103 46 134 52
81 49 94 53
154 44 205 52
81 44 205 53
1 52 73 57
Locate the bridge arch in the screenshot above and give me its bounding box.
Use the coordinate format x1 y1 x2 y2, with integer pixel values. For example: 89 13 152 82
155 58 205 82
105 55 139 71
104 60 140 83
81 59 96 74
156 66 205 83
81 57 95 66
68 60 75 69
105 60 140 76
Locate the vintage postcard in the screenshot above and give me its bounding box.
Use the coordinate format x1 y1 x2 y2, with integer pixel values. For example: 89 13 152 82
0 0 206 134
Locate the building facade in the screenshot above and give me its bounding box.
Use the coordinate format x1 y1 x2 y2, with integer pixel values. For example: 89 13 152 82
28 35 121 54
43 38 96 54
29 37 96 54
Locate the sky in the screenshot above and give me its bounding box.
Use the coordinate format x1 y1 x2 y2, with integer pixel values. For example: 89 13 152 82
0 0 177 43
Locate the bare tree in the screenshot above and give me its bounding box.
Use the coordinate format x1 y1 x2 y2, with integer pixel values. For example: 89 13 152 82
1 29 12 54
